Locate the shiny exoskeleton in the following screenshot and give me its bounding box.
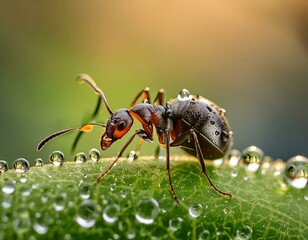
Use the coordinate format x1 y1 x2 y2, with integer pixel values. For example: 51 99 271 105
38 74 233 204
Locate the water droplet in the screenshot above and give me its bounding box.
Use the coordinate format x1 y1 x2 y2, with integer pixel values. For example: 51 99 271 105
76 200 99 228
236 225 253 240
12 206 31 234
20 184 32 197
177 89 191 101
231 168 238 177
89 148 100 162
34 158 44 167
260 156 272 175
120 189 127 198
79 184 91 199
273 159 285 176
110 183 116 191
33 212 49 235
49 151 64 167
213 158 224 167
169 217 183 231
2 180 15 194
135 198 159 224
127 150 138 162
198 229 210 240
283 155 308 189
12 158 30 173
304 195 308 201
241 146 264 172
102 204 120 223
2 195 13 208
53 193 66 211
226 149 241 167
0 160 8 173
74 152 87 164
126 229 136 239
189 203 203 218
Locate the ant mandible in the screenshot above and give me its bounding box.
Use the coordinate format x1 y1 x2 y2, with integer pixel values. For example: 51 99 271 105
38 74 233 204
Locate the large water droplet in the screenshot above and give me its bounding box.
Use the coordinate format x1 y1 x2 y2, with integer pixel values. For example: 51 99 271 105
177 89 192 101
127 150 138 162
241 146 264 172
74 152 87 164
189 203 203 218
12 158 30 173
89 148 100 162
0 160 8 173
33 212 50 235
34 158 44 167
75 200 99 228
283 155 308 189
49 151 64 167
2 180 15 194
135 198 159 224
226 149 241 167
169 217 183 231
236 225 253 240
102 204 120 223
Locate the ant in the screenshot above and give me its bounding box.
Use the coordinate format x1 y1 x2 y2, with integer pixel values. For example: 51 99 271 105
38 74 233 204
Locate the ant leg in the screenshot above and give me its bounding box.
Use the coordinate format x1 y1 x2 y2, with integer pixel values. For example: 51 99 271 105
153 89 165 105
96 129 149 183
130 88 151 108
171 129 232 198
165 129 180 204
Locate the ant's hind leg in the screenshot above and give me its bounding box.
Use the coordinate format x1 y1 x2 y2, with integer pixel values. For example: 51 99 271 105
130 88 151 107
153 89 165 105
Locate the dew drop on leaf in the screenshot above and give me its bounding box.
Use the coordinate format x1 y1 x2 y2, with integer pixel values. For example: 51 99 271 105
12 158 30 173
0 160 8 173
127 150 138 162
75 200 99 228
102 203 120 223
2 180 15 194
74 152 87 164
135 198 159 224
231 168 238 177
241 146 264 172
34 158 44 167
79 183 91 199
177 89 191 101
53 193 66 211
189 203 203 218
198 229 210 240
169 217 183 231
236 225 253 240
226 149 241 167
12 206 31 234
89 148 100 162
283 155 308 189
49 151 64 167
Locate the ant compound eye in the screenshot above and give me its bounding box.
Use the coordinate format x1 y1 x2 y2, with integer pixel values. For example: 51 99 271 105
117 121 126 131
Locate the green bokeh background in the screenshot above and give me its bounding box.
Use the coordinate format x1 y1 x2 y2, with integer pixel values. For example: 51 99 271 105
0 1 307 165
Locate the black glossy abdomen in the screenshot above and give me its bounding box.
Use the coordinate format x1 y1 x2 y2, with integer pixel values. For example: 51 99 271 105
169 96 232 160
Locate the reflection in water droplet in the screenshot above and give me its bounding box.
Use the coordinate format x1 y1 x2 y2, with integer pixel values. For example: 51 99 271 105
236 225 253 240
2 180 15 194
53 194 66 211
284 155 308 189
49 151 64 167
226 149 241 167
76 200 99 228
189 203 203 218
241 146 264 172
177 89 191 101
0 160 8 173
12 158 30 173
213 158 224 167
198 229 210 240
89 148 100 162
135 198 159 224
169 217 183 231
74 152 87 164
34 158 44 167
103 204 120 223
127 150 138 162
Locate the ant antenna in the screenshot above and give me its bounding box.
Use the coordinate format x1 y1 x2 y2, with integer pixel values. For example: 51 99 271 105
76 74 114 116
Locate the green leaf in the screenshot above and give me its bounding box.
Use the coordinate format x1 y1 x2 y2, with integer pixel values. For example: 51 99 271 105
0 156 307 240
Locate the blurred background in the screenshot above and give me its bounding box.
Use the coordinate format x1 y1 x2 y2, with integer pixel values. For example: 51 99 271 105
0 1 307 165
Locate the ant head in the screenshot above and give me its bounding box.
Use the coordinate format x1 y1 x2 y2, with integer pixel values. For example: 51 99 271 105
100 109 134 150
